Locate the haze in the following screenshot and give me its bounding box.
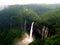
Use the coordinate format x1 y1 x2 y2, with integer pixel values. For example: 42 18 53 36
0 0 60 6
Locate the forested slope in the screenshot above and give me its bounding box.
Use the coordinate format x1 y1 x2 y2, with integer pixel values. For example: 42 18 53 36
0 4 60 45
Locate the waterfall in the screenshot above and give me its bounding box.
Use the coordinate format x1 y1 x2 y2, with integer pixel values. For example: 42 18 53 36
15 22 34 45
42 26 45 39
42 26 48 40
44 27 48 38
30 22 34 39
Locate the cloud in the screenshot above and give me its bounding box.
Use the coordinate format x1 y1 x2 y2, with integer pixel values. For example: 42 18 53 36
0 0 60 5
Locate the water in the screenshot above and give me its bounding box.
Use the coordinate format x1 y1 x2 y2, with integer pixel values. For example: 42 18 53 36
30 22 34 39
15 22 34 45
42 26 48 39
42 26 45 39
44 27 48 38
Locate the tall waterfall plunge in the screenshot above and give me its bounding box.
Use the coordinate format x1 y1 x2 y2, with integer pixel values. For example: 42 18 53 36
15 22 34 45
30 22 34 39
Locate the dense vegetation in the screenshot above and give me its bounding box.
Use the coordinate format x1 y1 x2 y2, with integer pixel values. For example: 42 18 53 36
0 4 60 45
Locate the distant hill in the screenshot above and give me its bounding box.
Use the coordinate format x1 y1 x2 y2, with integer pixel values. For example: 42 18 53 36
0 4 60 45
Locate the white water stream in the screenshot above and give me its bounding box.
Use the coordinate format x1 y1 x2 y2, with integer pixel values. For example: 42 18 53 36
15 22 34 45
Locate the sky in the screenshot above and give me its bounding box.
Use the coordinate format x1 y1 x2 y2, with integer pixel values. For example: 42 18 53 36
0 0 60 7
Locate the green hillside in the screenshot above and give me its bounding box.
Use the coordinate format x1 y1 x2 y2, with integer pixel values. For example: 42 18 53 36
0 4 60 45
